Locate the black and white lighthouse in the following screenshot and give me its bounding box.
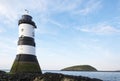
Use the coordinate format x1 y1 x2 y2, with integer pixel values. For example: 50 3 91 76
10 14 42 73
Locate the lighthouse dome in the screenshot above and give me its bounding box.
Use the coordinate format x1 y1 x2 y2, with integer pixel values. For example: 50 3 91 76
22 15 32 21
18 15 37 28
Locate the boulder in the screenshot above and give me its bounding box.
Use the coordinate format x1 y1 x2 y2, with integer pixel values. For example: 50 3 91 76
0 70 6 74
0 72 103 81
33 73 102 81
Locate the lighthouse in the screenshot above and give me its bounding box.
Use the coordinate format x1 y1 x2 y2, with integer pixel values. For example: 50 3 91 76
10 14 42 74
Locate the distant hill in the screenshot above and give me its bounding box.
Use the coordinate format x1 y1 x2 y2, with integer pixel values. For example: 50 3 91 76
115 70 120 72
61 65 97 71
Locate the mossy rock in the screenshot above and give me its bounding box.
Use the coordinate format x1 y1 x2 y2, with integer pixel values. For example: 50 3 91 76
0 70 6 74
61 65 97 71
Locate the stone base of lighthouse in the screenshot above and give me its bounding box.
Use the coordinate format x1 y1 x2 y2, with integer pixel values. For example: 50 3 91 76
10 54 42 74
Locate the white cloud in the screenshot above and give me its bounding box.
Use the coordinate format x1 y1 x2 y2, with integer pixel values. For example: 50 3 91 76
77 23 120 34
0 0 47 24
47 19 67 29
48 0 82 13
0 0 102 27
93 25 120 33
0 29 4 33
45 0 102 16
0 27 6 33
72 0 102 15
0 1 18 23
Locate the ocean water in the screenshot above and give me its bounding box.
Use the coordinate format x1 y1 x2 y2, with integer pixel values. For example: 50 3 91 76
43 70 120 81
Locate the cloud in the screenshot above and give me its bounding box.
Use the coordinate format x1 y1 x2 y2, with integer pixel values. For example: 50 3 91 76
47 0 82 13
35 18 65 36
75 15 120 35
0 0 47 24
93 25 120 34
45 0 102 16
72 0 102 15
0 0 102 26
0 28 5 33
0 1 18 23
0 28 3 33
47 19 67 29
77 23 120 34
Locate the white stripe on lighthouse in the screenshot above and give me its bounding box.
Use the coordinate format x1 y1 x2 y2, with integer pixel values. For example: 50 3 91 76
19 24 35 38
17 45 35 55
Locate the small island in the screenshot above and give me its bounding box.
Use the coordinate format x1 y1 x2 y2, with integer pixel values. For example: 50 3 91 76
61 65 97 71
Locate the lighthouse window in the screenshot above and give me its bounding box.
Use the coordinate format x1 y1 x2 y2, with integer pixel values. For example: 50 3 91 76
32 32 34 37
21 35 24 37
21 29 24 32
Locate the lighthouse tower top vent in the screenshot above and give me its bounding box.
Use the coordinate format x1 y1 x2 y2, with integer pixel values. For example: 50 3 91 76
18 15 37 28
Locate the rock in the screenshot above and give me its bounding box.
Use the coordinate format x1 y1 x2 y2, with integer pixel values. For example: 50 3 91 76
0 72 103 81
0 73 40 81
0 70 6 74
33 73 102 81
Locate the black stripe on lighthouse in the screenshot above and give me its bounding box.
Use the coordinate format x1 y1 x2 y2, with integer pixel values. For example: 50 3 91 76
15 54 38 62
18 36 35 46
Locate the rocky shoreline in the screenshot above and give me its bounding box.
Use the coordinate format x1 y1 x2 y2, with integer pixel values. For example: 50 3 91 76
0 70 103 81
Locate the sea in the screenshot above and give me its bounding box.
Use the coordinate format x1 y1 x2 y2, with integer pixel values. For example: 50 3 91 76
3 70 120 81
43 70 120 81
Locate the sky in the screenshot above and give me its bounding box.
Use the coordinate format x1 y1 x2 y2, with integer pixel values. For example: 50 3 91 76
0 0 120 71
